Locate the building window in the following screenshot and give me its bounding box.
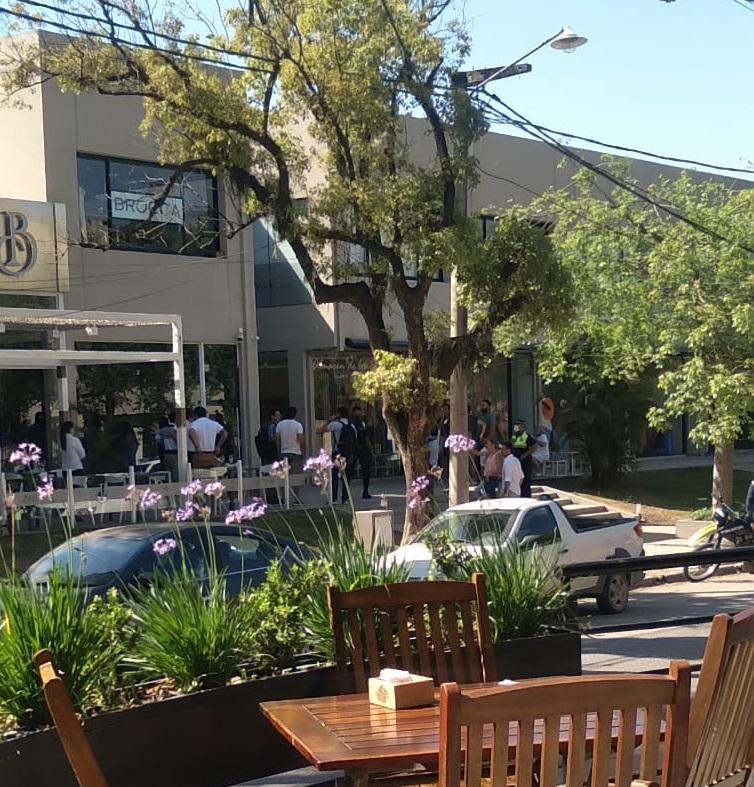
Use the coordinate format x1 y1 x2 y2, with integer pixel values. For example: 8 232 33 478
77 154 220 256
253 219 312 307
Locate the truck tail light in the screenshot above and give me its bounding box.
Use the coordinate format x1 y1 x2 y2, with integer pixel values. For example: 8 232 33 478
634 523 644 538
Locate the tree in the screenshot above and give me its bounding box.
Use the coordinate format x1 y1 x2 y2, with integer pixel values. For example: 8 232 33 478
526 166 754 506
2 0 566 539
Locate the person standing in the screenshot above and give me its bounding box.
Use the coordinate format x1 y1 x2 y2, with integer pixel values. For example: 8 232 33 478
59 421 86 476
188 406 227 469
276 406 305 473
531 424 550 475
115 421 139 471
477 398 498 443
155 413 178 480
500 441 524 498
481 437 503 498
349 404 373 500
439 401 451 480
321 406 355 502
256 409 281 464
511 420 536 497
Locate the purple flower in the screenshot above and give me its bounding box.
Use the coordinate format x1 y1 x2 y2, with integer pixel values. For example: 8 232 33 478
225 498 267 524
10 443 42 467
181 479 203 498
407 474 431 511
429 465 443 480
444 434 476 454
334 455 348 472
175 502 199 522
269 458 289 479
153 538 177 556
36 477 54 502
303 449 334 488
204 481 226 499
126 484 139 502
139 488 163 509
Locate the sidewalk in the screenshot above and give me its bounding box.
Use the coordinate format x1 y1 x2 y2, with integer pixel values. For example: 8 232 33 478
636 448 754 473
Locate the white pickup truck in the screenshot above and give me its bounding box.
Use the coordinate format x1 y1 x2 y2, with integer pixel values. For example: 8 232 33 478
387 497 644 614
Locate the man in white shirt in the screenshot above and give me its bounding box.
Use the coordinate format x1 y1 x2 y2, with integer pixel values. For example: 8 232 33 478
188 406 227 469
500 441 524 498
276 406 305 473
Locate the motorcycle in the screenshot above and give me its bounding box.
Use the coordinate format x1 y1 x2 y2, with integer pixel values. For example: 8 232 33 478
684 481 754 582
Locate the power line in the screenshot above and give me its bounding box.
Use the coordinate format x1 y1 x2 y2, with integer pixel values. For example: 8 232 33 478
0 5 269 73
730 0 754 13
479 92 754 254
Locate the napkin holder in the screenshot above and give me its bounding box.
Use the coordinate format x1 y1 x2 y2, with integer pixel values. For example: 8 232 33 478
368 673 434 710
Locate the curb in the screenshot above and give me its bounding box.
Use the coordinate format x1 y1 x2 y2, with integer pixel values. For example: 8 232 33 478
636 563 743 587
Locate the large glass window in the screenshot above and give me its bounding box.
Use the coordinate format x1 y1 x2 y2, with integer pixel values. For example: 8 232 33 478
77 154 220 256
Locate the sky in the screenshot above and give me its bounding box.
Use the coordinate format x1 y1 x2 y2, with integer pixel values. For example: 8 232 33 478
453 0 754 174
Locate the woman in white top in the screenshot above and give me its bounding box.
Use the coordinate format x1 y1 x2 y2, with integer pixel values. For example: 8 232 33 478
60 421 86 474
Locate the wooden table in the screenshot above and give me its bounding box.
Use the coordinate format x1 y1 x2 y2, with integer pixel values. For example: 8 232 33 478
261 688 645 779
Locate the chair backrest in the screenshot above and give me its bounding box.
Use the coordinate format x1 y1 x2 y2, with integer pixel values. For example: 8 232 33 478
687 609 754 787
33 650 109 787
327 573 496 693
439 662 691 787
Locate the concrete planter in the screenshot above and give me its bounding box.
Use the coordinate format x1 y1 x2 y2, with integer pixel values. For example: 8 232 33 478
493 630 582 680
0 665 338 787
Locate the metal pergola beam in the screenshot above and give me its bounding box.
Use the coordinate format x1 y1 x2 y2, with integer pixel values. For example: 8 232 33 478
0 307 189 482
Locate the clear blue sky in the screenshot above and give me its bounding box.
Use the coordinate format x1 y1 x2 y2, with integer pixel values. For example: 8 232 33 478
456 0 753 171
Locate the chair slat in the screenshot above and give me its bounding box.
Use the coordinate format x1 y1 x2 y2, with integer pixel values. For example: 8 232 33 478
395 605 414 673
412 603 433 678
566 712 587 787
379 607 396 667
515 718 535 787
465 723 484 787
363 607 382 677
540 715 560 787
347 608 368 693
590 709 613 787
615 707 638 787
459 602 482 683
444 602 465 681
490 719 510 787
639 705 662 781
428 602 448 683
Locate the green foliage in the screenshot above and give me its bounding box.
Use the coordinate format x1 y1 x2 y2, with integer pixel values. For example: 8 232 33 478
546 356 653 483
127 566 253 692
0 572 124 729
690 507 714 521
244 561 329 674
424 535 575 642
533 166 754 452
303 523 411 658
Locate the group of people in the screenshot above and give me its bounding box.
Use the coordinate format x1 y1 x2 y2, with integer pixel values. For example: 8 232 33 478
256 403 375 501
477 420 550 499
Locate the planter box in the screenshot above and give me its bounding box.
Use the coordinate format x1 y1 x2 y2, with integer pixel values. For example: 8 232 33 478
493 630 582 680
0 665 338 787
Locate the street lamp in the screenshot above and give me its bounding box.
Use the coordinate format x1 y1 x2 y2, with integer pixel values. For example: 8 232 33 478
447 26 587 508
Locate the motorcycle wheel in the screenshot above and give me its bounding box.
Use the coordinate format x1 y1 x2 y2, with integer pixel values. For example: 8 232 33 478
684 542 720 582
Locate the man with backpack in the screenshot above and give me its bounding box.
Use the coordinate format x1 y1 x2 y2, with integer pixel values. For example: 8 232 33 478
255 409 281 465
349 404 374 500
321 406 356 502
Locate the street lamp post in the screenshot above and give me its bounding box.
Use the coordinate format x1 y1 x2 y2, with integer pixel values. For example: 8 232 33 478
448 26 587 507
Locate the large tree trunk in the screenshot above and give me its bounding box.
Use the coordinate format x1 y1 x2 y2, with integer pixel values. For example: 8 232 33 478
382 400 433 546
711 442 734 507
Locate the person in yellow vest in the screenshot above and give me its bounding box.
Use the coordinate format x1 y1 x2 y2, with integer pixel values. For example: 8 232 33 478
511 419 536 497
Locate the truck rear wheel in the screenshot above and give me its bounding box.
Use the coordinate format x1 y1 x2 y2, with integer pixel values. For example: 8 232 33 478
596 573 629 614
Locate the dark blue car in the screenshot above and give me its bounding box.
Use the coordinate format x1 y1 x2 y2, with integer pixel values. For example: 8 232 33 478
24 523 308 598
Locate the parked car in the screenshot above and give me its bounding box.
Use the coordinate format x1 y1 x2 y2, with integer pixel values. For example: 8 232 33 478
388 498 644 613
24 523 307 598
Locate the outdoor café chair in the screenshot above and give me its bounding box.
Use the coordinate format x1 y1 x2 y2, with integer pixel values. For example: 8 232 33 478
439 662 692 787
34 649 109 787
686 608 754 787
327 573 497 694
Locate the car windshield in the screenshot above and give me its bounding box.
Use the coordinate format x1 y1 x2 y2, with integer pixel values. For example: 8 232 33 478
27 535 140 586
415 509 516 546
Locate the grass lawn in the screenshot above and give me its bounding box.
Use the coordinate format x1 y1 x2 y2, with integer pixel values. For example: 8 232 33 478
555 467 751 513
0 506 348 578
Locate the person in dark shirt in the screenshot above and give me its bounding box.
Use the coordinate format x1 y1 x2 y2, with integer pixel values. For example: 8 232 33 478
349 404 374 500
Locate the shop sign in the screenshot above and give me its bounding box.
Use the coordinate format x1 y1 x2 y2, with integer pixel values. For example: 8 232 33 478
110 191 184 225
314 354 374 373
0 199 68 292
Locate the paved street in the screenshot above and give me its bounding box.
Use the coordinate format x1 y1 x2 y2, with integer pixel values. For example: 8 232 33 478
580 572 754 673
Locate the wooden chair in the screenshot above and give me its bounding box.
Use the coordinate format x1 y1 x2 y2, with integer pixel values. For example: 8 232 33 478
686 608 754 787
327 573 496 693
34 649 109 787
439 663 691 787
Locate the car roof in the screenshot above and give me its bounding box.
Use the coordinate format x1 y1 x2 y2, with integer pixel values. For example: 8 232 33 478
446 498 544 513
64 522 279 542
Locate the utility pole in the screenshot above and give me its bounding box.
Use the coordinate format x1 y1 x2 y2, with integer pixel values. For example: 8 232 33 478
447 27 587 506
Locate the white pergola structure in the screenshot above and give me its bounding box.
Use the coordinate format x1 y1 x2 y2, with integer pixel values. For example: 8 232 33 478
0 307 189 481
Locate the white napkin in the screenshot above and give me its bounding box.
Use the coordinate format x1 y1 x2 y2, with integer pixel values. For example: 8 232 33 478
498 679 517 686
379 668 413 684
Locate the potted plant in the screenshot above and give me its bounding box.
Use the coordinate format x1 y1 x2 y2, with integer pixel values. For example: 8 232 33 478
425 532 581 680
